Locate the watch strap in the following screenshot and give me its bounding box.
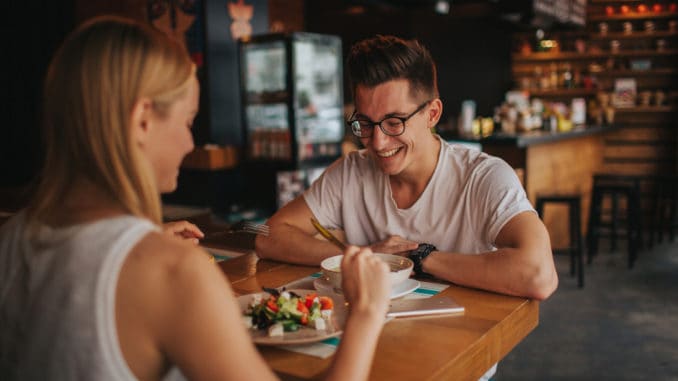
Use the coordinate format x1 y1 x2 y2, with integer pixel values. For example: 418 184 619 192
410 243 436 278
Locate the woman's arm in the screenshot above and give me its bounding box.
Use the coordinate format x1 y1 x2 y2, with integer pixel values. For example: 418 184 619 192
117 234 278 381
325 246 390 381
117 236 390 381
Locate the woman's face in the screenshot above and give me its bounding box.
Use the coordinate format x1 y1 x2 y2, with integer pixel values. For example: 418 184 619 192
143 77 199 193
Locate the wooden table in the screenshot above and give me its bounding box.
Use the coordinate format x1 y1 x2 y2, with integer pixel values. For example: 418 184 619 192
215 251 539 381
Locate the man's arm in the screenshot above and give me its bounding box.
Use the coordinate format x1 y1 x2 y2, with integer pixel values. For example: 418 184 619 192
421 211 558 300
255 196 343 265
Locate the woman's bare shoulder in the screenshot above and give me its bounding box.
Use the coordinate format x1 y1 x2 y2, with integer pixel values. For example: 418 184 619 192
120 231 222 295
131 231 210 265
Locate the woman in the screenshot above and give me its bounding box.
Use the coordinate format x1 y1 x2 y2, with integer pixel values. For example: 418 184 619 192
0 16 390 380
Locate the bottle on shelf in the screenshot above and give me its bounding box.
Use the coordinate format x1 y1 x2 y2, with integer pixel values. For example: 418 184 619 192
562 62 574 89
549 62 558 89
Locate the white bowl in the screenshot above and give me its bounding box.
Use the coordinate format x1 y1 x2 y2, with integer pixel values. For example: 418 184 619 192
320 253 414 290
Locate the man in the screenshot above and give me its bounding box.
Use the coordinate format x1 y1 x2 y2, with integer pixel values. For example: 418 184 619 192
256 35 558 301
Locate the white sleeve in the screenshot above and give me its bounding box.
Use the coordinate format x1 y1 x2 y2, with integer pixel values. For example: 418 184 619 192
470 157 535 246
302 157 345 230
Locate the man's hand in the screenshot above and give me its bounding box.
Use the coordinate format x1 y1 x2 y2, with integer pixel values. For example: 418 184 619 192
163 220 205 245
369 235 419 256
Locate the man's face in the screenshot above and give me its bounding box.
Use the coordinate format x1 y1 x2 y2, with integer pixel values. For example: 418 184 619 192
353 79 432 177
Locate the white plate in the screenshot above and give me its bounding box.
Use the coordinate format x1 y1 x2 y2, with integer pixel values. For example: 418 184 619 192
238 289 347 346
313 277 420 300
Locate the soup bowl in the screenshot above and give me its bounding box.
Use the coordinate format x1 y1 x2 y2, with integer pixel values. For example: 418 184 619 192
320 253 414 290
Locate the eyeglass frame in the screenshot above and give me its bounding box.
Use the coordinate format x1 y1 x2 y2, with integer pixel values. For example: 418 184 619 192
347 99 432 138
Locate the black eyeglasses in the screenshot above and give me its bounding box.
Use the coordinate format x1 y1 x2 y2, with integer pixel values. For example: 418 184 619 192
348 100 431 138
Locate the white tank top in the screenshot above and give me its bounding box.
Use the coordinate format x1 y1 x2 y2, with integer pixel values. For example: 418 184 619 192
0 212 182 380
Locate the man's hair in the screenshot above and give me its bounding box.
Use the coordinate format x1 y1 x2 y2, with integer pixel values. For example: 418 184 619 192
28 16 194 225
346 35 439 101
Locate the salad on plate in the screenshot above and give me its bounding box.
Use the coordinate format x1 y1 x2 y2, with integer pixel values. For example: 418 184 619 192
243 287 336 339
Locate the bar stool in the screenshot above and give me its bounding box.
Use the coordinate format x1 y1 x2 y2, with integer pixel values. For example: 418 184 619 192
586 174 643 269
649 175 678 246
535 194 584 288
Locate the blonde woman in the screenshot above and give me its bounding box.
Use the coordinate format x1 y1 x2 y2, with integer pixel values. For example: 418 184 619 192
0 16 390 381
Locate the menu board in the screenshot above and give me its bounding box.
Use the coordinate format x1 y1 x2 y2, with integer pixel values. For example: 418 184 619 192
533 0 586 27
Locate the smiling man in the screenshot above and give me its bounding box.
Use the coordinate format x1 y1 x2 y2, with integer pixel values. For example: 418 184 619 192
256 35 557 304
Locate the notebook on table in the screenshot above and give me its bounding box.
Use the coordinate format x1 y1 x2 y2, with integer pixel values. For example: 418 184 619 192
387 296 464 318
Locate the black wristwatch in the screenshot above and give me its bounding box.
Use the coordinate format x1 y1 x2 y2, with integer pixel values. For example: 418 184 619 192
409 243 437 278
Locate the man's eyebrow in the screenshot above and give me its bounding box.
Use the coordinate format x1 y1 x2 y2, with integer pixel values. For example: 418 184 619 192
354 110 407 120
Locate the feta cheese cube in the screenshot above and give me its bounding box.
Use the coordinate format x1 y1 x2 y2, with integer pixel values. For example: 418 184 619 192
249 294 262 308
312 317 326 331
321 309 333 319
243 316 253 329
268 322 284 337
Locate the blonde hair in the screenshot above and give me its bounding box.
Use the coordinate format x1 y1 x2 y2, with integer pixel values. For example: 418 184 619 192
28 16 194 225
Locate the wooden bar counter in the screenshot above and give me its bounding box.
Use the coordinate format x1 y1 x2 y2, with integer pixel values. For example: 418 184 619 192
445 125 614 248
214 250 539 381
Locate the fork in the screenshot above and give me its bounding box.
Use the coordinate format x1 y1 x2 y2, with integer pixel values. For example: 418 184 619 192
228 220 270 236
310 217 346 250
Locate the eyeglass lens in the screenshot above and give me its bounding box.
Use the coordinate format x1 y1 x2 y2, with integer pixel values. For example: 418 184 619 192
349 100 430 138
351 118 404 138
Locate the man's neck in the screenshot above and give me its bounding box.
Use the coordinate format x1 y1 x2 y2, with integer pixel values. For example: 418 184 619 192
389 135 441 209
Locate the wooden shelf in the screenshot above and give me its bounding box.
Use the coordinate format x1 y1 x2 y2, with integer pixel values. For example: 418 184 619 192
590 0 643 3
588 31 678 40
614 105 677 112
520 86 676 95
513 49 678 61
526 88 599 97
511 3 678 186
512 68 677 76
181 145 239 170
589 13 678 22
595 68 678 76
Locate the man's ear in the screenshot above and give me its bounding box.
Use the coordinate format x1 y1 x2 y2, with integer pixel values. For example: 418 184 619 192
426 98 443 128
130 98 153 146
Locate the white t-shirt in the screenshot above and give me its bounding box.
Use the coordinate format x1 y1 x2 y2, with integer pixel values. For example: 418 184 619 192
304 135 534 253
0 212 183 381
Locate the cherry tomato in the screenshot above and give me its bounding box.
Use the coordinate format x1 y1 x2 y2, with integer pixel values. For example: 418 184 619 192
266 300 279 312
305 293 317 309
319 296 334 310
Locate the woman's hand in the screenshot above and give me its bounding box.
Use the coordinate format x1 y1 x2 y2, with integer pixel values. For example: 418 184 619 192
162 220 204 245
340 246 390 319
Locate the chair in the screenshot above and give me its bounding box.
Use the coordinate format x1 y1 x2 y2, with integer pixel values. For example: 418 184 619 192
586 174 643 269
535 194 584 288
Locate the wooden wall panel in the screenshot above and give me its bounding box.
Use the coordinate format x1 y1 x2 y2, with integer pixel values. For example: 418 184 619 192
268 0 304 32
526 135 604 249
604 145 674 160
605 126 674 142
601 161 674 175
